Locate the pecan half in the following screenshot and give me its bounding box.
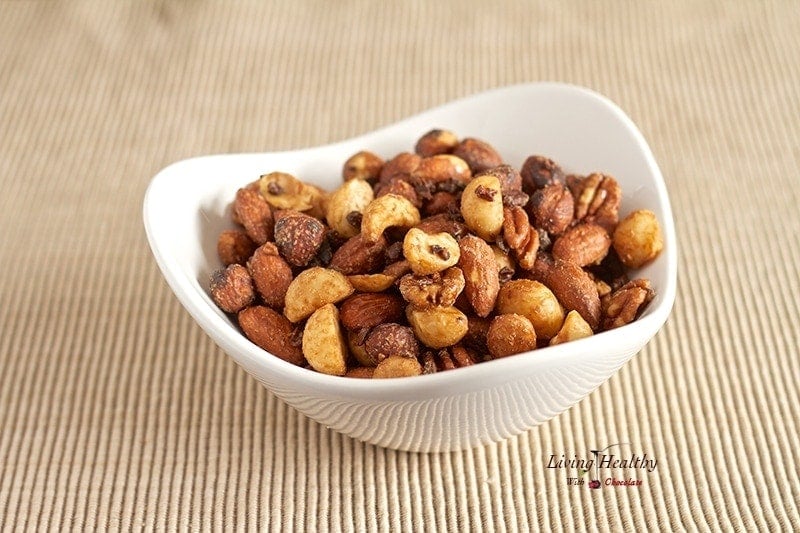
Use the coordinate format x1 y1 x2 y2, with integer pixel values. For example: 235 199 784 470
566 173 621 233
601 279 654 330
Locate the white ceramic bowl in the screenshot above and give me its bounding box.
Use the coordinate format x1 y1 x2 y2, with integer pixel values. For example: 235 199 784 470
143 83 677 453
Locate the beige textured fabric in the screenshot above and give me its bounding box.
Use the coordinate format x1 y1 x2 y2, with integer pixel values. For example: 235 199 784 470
1 1 799 530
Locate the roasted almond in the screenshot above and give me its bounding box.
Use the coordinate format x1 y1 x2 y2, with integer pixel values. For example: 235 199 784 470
339 292 405 331
531 254 601 330
274 210 326 267
234 188 274 245
458 235 500 317
247 243 293 309
329 233 387 275
238 306 304 365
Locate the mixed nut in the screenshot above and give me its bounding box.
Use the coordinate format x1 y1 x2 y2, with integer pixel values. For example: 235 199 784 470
208 130 664 378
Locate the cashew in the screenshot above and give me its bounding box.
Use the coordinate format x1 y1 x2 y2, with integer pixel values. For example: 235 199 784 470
325 178 374 238
361 194 421 243
283 267 354 322
460 174 504 241
402 227 460 275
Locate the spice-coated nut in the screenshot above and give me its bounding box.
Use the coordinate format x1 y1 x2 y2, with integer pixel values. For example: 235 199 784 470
486 314 537 358
460 174 504 241
532 254 601 330
373 355 423 378
238 305 305 366
497 279 564 340
612 209 663 269
325 178 374 238
257 171 326 217
452 138 503 173
343 151 383 182
412 154 472 186
345 367 375 378
210 264 255 313
406 306 469 349
378 152 421 185
529 183 574 235
403 227 461 275
283 267 354 322
302 303 348 376
361 194 421 243
338 292 405 331
552 223 611 267
398 266 465 308
364 323 419 362
550 310 593 345
458 235 500 317
502 206 539 270
601 278 654 330
520 155 563 193
217 229 257 266
479 164 522 193
415 214 468 240
247 242 293 309
329 233 387 275
374 177 421 208
347 329 376 367
415 129 459 157
274 210 326 267
234 188 274 245
348 260 411 292
566 173 621 233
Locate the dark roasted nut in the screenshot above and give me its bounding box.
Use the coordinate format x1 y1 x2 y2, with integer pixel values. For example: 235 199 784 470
502 189 529 208
589 248 629 291
345 367 375 378
487 314 537 358
602 279 654 330
552 223 611 267
398 267 465 308
415 129 459 157
458 235 500 317
502 206 540 270
273 210 326 267
531 254 601 330
339 293 405 331
450 345 476 367
378 152 421 185
217 229 257 266
234 188 274 245
520 155 563 193
463 315 491 354
566 173 621 233
423 191 459 217
412 154 472 187
452 138 503 173
238 305 305 365
343 151 384 182
529 183 574 235
374 177 422 208
210 264 256 313
329 233 387 275
480 164 522 193
364 323 419 362
415 214 468 240
421 351 438 374
247 242 293 309
612 209 663 269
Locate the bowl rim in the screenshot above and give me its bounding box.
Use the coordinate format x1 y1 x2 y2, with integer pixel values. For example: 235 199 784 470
143 82 678 401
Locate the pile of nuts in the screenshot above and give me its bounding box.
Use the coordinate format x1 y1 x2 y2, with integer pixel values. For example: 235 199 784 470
209 130 664 378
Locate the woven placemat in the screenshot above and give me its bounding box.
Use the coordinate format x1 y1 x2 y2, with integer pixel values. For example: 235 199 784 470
1 1 798 530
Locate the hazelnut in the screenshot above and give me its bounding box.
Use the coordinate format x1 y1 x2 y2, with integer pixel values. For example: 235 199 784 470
612 209 663 269
257 171 326 217
496 279 564 340
406 306 469 349
529 183 574 235
210 264 255 313
273 210 326 267
373 355 423 378
378 152 421 185
364 323 419 362
217 229 257 266
415 129 459 157
487 314 537 358
343 151 383 182
411 154 471 186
